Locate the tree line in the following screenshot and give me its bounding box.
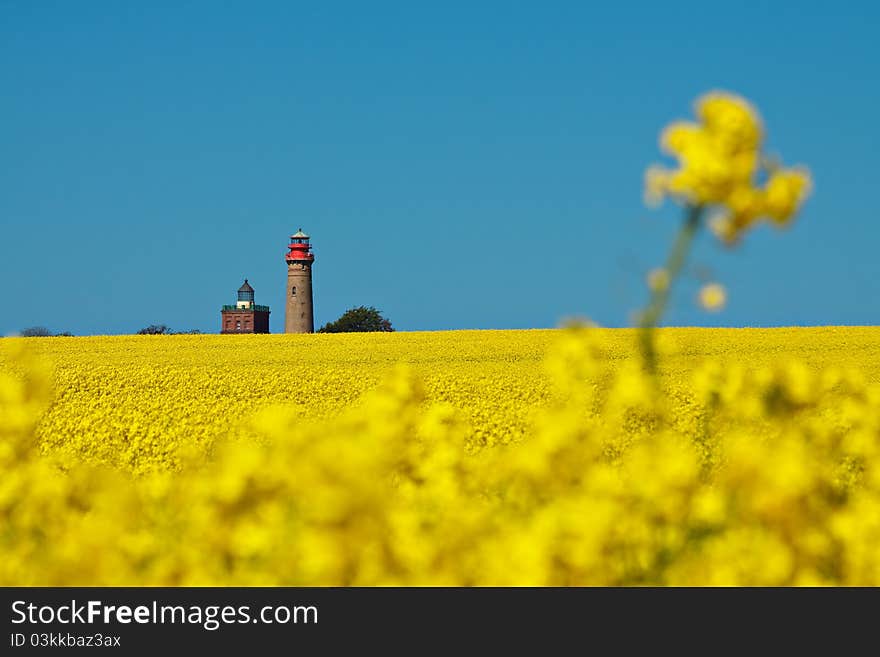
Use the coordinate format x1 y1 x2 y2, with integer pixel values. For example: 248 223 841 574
18 306 394 337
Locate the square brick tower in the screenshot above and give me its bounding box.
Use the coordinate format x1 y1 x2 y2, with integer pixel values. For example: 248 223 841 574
221 279 270 333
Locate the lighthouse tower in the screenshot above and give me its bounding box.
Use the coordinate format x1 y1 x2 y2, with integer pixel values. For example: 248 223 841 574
285 229 315 333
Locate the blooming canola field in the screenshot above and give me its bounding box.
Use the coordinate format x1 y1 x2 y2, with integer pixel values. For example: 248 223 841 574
2 327 880 586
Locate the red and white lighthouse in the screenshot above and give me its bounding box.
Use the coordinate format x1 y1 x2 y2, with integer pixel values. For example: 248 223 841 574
285 229 315 333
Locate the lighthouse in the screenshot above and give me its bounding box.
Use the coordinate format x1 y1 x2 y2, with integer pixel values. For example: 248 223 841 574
285 229 315 333
221 279 270 333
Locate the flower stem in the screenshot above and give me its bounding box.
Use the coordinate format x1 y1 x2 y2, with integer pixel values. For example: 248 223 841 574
639 204 704 374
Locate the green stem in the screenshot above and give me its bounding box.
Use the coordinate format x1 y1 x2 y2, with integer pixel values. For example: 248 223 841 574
639 204 704 375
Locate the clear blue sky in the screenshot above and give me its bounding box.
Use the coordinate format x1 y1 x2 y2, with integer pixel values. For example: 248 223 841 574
2 1 878 335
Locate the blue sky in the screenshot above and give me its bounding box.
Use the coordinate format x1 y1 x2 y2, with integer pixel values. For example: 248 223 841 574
1 1 878 335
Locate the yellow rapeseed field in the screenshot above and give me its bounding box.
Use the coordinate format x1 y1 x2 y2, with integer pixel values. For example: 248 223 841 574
2 327 880 585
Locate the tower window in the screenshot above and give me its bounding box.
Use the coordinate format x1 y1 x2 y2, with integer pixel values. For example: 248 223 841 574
236 320 241 330
291 286 296 296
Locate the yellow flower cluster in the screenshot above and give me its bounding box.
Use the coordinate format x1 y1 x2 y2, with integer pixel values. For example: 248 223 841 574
645 91 812 244
2 327 879 585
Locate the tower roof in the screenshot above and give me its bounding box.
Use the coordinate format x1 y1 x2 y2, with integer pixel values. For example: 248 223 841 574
291 228 309 239
238 278 254 293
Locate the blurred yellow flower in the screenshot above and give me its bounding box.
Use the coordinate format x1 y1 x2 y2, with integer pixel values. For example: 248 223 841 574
764 168 813 225
698 283 727 312
645 91 812 244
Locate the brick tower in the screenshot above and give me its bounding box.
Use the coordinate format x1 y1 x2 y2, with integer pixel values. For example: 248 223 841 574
221 279 270 333
285 229 315 333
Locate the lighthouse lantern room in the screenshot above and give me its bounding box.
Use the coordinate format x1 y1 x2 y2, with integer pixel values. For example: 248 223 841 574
236 279 255 309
